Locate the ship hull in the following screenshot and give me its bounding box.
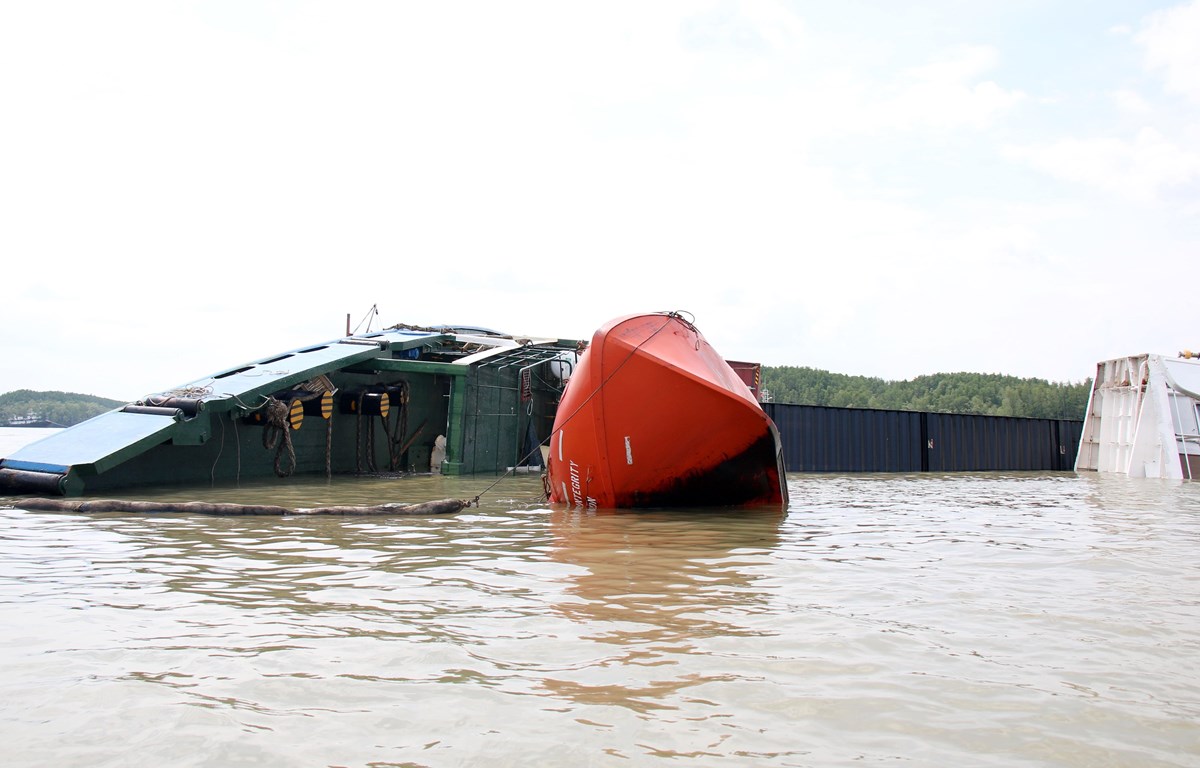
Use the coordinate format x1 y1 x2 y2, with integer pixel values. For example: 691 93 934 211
546 313 788 509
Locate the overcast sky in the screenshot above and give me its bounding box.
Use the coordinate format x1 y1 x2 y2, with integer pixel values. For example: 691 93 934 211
2 1 1197 401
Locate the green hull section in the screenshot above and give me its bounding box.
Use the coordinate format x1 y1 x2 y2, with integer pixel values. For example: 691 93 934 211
1 326 578 497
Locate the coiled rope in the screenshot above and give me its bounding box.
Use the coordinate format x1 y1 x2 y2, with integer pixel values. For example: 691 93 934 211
385 383 409 471
260 399 297 477
351 384 412 474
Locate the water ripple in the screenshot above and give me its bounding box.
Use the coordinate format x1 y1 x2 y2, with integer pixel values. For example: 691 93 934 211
2 472 1199 766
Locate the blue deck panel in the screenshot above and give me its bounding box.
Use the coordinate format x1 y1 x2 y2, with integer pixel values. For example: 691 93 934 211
0 328 449 488
157 330 443 400
3 410 179 468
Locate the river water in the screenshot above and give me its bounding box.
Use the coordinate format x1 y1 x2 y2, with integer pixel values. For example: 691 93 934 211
1 428 1198 766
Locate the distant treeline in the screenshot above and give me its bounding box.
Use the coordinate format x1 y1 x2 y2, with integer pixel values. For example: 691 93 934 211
760 367 1090 420
0 390 124 427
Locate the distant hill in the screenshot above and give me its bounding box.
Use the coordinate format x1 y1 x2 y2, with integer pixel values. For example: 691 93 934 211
0 390 125 427
760 368 1090 420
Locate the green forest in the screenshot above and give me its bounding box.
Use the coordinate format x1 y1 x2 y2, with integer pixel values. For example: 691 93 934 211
760 367 1090 420
0 390 124 427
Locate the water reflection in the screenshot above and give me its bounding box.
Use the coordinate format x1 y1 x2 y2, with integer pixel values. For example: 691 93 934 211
541 507 784 713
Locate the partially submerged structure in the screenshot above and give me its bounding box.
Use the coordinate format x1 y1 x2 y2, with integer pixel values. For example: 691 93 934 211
1075 353 1200 479
0 325 580 496
546 312 787 509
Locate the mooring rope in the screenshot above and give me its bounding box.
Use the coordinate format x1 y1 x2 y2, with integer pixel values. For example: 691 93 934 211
365 415 378 473
143 383 214 407
325 416 333 479
211 415 225 486
467 440 547 508
546 310 685 441
384 382 409 471
225 393 264 482
260 399 297 477
355 392 365 473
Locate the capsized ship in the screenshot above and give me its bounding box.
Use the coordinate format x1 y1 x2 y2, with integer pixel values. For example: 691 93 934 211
545 312 788 509
1075 351 1200 479
0 324 581 496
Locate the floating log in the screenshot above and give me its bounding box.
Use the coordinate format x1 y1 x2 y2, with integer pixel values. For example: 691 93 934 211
12 497 469 517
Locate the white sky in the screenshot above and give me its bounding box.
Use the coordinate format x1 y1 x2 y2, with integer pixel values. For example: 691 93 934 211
2 1 1197 400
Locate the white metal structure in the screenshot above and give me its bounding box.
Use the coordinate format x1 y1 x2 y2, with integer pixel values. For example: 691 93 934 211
1075 353 1200 479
